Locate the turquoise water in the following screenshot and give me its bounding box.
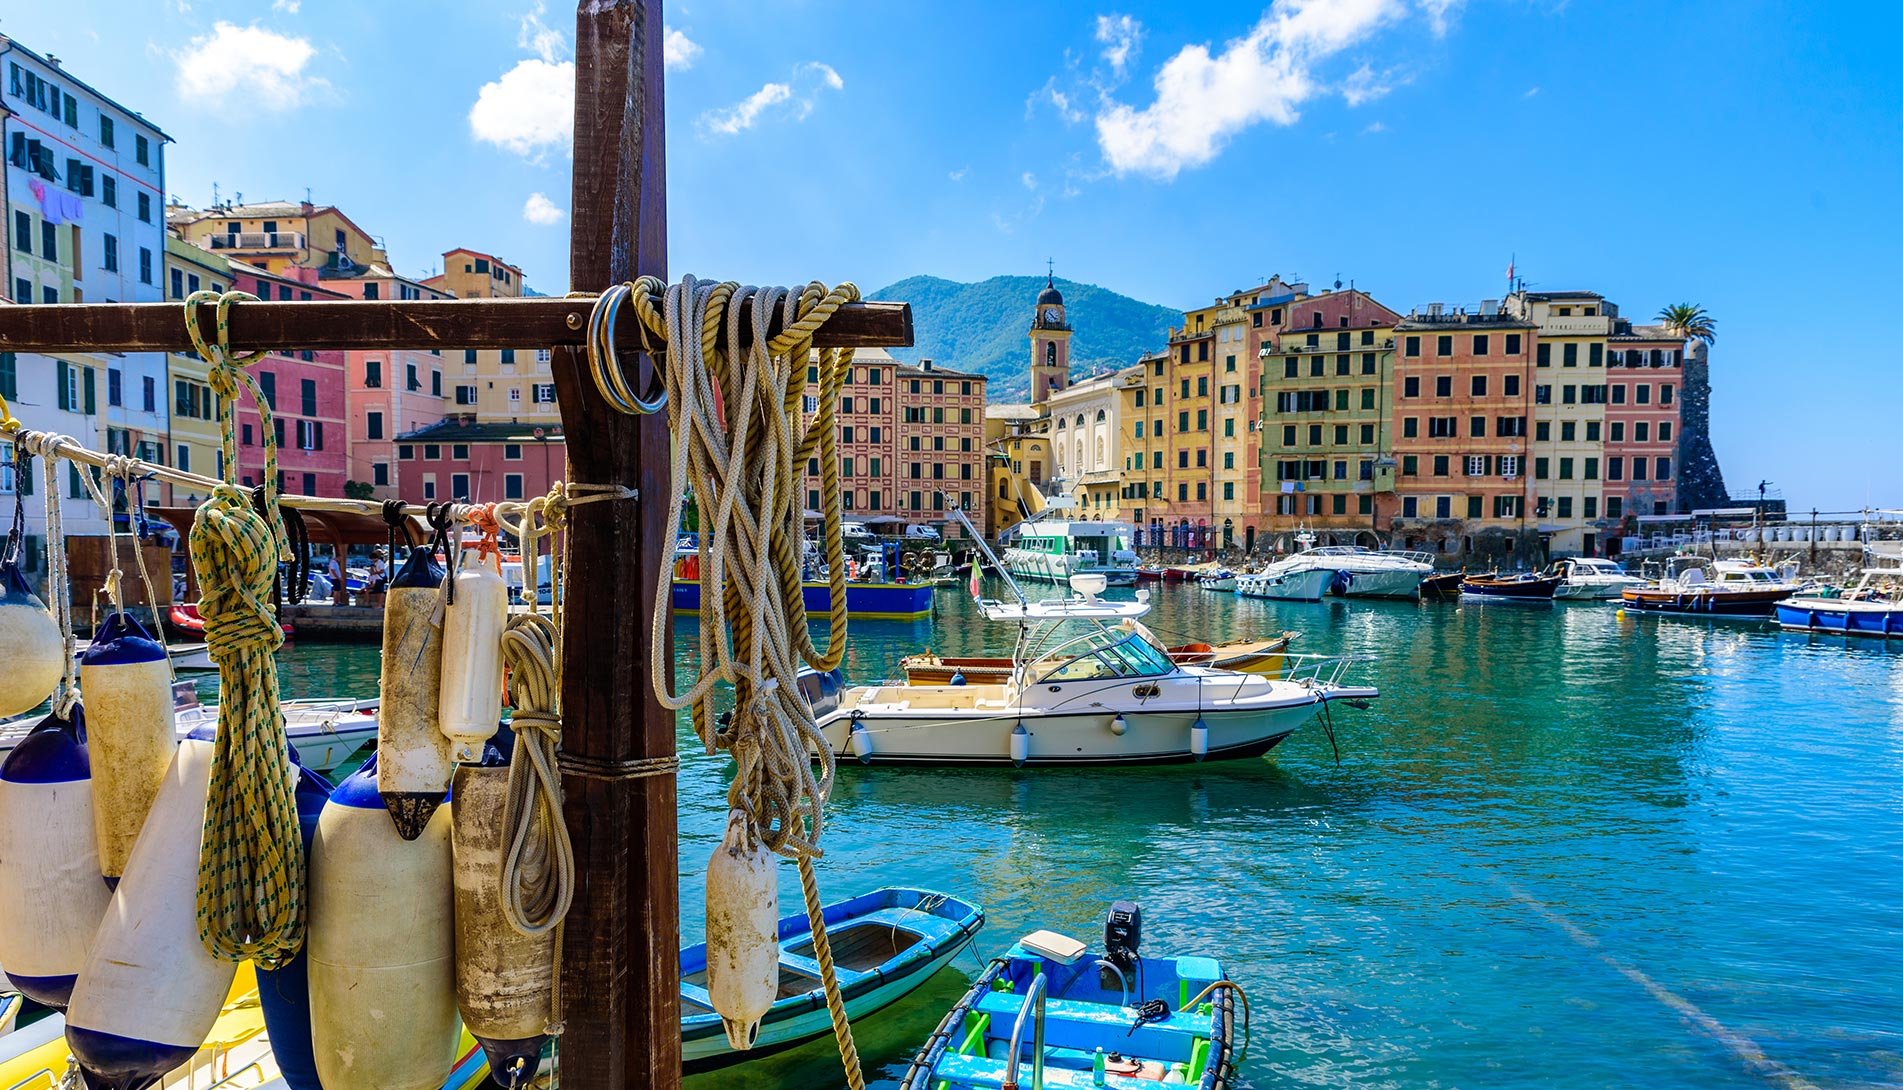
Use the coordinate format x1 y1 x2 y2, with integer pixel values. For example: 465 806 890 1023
266 584 1903 1090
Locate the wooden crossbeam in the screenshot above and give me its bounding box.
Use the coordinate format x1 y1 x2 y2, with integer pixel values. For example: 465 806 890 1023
0 296 911 354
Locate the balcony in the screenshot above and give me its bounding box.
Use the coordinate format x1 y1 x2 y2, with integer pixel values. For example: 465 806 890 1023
209 231 306 252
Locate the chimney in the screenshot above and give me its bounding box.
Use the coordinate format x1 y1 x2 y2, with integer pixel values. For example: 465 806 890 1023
45 54 61 70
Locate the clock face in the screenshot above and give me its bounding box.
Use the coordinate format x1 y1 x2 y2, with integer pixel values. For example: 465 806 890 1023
1043 308 1060 323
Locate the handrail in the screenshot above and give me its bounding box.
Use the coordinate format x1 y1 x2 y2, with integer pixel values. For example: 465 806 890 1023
6 1069 56 1090
1001 972 1048 1090
205 1060 266 1089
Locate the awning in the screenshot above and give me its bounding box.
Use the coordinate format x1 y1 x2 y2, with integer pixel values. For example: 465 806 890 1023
152 506 428 549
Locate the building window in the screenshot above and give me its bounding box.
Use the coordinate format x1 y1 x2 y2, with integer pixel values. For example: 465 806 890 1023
1471 375 1487 397
367 411 384 439
505 474 525 500
372 462 390 486
1433 455 1449 477
135 134 150 166
138 247 153 284
1435 375 1452 398
1559 457 1574 480
1403 376 1420 398
103 233 119 271
451 473 470 498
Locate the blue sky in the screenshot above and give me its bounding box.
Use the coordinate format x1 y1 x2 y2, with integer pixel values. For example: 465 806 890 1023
4 1 1898 509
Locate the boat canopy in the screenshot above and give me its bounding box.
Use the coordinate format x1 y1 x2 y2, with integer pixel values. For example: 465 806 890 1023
980 596 1151 622
1025 626 1176 685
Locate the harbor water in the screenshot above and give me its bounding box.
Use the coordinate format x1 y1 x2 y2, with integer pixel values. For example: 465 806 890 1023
249 583 1903 1090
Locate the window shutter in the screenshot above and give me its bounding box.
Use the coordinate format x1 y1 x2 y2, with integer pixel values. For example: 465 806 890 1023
83 367 96 415
313 422 324 451
57 361 71 411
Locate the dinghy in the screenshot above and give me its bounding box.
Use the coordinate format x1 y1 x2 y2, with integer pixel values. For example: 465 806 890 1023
902 901 1242 1090
681 887 983 1071
0 691 378 777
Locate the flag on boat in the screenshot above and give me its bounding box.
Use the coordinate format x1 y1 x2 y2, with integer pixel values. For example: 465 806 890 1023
968 556 982 602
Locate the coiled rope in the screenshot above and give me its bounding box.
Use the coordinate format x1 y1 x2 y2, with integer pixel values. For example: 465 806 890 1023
184 290 304 969
590 274 864 1090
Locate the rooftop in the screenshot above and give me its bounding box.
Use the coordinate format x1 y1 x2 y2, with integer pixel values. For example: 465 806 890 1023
396 419 565 444
1 36 171 139
898 360 983 379
1519 290 1605 301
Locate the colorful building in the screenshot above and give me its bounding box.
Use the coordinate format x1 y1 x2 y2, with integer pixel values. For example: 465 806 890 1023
1046 365 1137 521
424 249 561 429
389 420 565 506
895 360 986 538
1604 323 1685 526
1505 290 1614 556
985 402 1044 540
800 347 899 521
1258 287 1402 551
323 264 452 499
1387 304 1538 559
171 198 383 279
222 259 349 498
160 235 232 506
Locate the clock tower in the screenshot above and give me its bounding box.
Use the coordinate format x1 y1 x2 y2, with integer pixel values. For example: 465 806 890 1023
1029 272 1072 406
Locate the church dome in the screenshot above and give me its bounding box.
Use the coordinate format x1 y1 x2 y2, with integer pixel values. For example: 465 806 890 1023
1037 277 1063 307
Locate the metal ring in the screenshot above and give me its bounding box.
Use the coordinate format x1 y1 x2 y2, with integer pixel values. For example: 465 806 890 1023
585 282 668 416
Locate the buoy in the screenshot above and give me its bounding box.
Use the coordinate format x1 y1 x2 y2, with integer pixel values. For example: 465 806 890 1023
78 611 176 881
948 669 966 686
309 756 459 1090
0 704 110 1010
848 720 874 764
705 809 778 1051
0 555 64 718
1190 717 1208 761
452 755 554 1089
438 561 506 763
1110 713 1128 736
1010 723 1029 767
65 727 240 1090
253 748 333 1090
378 545 451 839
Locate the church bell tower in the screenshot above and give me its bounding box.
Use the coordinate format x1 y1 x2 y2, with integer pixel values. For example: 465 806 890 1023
1029 270 1072 407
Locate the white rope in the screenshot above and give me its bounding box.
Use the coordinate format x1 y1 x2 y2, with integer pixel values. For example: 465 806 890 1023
29 438 79 717
72 456 174 670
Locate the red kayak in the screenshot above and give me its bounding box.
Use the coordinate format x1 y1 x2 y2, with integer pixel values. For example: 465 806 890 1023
169 604 296 639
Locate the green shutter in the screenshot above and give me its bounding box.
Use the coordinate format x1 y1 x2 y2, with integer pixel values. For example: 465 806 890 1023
82 367 96 415
57 361 71 411
0 352 14 400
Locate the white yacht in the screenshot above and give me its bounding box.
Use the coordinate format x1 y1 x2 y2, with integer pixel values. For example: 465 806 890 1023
1544 556 1645 600
815 573 1376 767
1236 567 1338 602
1256 543 1434 599
1001 520 1140 587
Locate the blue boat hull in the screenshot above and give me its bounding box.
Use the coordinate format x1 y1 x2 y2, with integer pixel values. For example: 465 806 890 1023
1776 601 1903 638
672 579 933 620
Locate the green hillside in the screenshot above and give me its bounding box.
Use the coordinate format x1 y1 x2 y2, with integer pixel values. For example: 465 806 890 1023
868 275 1180 401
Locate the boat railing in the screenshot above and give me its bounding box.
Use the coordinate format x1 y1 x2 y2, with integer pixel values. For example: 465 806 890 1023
1274 653 1377 689
1001 972 1048 1090
7 1067 57 1090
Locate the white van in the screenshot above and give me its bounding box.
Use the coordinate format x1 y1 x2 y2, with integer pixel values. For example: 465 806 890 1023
904 524 941 541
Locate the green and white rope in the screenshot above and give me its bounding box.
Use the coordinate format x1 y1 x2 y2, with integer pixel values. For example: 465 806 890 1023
184 290 303 969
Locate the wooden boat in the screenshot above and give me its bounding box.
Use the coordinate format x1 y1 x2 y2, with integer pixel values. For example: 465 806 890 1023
1776 564 1903 637
1134 567 1166 582
1461 573 1561 600
682 887 984 1071
901 632 1299 684
901 904 1238 1090
671 578 933 621
1621 557 1804 618
1417 570 1469 601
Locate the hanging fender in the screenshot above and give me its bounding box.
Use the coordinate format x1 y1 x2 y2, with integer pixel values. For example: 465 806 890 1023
0 555 64 718
78 612 176 882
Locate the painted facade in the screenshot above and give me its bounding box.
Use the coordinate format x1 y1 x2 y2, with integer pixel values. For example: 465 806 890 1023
223 260 349 499
1046 365 1135 520
324 267 453 499
389 420 566 506
425 249 560 429
1506 290 1615 556
895 360 987 537
1604 326 1684 525
160 235 231 507
172 199 383 278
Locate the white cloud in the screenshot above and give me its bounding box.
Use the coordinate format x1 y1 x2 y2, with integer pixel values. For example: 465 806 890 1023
664 27 702 70
1094 0 1408 179
518 2 566 64
272 0 300 12
522 192 565 225
1095 14 1144 73
1419 0 1462 36
1524 85 1541 98
1341 62 1392 106
174 23 329 110
470 57 575 155
1021 172 1038 190
1028 77 1085 124
1361 120 1386 134
949 167 969 182
701 63 843 135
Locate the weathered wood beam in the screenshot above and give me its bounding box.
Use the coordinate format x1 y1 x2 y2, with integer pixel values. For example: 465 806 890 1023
0 296 911 354
552 2 679 1089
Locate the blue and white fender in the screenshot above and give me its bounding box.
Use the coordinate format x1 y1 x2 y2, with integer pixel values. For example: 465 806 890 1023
0 705 110 1010
78 612 176 881
0 555 64 718
310 756 460 1090
254 746 333 1090
65 727 239 1090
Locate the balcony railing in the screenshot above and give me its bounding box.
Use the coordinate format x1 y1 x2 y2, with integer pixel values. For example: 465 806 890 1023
209 232 307 251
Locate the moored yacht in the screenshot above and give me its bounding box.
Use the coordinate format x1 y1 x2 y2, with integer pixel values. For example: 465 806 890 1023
1258 544 1434 599
1002 520 1140 587
1775 564 1903 638
1621 556 1805 617
1544 556 1645 600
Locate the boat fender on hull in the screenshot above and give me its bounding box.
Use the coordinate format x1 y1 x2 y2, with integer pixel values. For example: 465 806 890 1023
65 732 239 1090
78 612 176 881
0 705 109 1011
1010 723 1029 767
1190 717 1208 762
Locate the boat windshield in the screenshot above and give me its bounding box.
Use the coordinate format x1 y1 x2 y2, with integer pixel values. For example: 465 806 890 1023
1029 627 1175 684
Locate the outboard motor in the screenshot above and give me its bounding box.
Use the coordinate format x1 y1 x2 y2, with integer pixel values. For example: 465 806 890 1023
1100 900 1142 991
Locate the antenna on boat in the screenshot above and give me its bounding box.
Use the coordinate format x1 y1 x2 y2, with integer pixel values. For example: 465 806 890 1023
940 493 1027 607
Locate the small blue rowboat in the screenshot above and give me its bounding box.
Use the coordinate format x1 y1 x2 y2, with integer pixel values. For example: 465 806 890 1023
902 902 1242 1090
683 887 984 1071
671 578 935 621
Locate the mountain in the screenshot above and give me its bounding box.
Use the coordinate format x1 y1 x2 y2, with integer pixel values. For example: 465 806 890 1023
867 275 1181 402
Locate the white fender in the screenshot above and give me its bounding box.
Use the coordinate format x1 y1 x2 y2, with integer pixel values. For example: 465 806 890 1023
848 720 874 764
378 549 451 839
1010 723 1029 767
437 564 506 762
1190 717 1208 762
78 613 176 880
1110 713 1128 736
0 560 64 718
451 763 553 1089
65 730 239 1090
705 810 778 1051
0 707 110 1010
310 758 459 1090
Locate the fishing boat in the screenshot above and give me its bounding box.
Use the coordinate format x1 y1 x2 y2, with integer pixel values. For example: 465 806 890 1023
1775 564 1903 637
683 887 984 1071
900 632 1299 685
1134 566 1165 583
1002 521 1140 587
1621 556 1805 618
901 901 1240 1090
1234 567 1336 602
1544 557 1645 600
1196 569 1237 592
1461 572 1562 601
1417 571 1467 601
0 685 377 776
817 572 1374 767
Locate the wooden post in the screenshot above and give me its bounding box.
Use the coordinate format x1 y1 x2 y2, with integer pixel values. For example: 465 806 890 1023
553 2 679 1088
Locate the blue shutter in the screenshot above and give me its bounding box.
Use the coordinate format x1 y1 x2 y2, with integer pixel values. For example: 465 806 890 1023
56 361 71 411
83 367 96 415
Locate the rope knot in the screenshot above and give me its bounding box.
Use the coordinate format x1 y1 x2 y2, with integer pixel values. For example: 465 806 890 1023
191 483 286 664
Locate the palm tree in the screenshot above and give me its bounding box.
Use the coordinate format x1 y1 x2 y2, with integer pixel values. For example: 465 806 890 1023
1656 303 1715 344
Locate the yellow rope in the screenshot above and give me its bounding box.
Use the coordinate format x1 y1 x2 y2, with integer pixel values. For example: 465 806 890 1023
184 290 303 969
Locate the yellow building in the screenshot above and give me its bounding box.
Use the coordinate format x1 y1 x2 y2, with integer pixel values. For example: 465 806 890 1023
170 199 385 277
423 249 559 427
160 236 233 505
985 403 1045 540
1504 290 1615 556
1045 365 1140 521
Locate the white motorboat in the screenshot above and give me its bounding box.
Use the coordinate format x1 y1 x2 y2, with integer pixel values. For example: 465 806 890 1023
1258 544 1434 599
1544 556 1644 600
72 638 216 672
1235 567 1337 602
815 573 1376 767
1197 569 1237 592
1001 520 1139 587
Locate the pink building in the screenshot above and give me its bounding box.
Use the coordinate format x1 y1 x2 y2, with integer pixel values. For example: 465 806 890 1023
224 259 349 497
1603 326 1685 527
800 349 899 519
895 359 987 536
323 268 452 498
389 419 566 506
